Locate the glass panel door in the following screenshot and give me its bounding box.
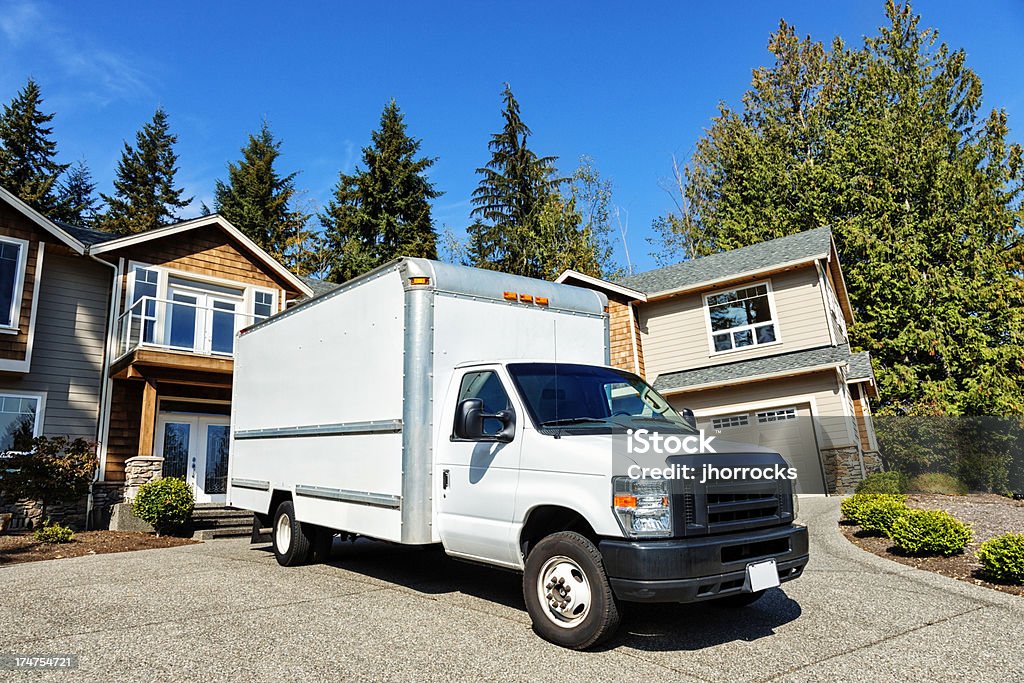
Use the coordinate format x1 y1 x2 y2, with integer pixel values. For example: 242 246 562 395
203 423 230 494
168 291 199 351
210 300 237 354
159 421 192 480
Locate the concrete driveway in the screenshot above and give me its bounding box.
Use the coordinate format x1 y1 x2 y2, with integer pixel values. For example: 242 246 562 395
2 499 1022 682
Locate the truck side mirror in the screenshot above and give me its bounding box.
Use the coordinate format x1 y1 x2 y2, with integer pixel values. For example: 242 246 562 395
680 407 697 429
454 398 515 443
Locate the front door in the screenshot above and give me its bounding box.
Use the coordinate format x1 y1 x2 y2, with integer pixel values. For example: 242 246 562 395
166 284 241 356
156 414 231 503
435 368 523 566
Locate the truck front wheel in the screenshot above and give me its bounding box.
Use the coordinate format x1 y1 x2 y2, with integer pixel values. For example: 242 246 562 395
272 500 311 566
523 531 620 649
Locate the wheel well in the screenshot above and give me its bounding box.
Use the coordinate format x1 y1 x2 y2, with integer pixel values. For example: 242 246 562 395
520 506 597 558
268 489 292 519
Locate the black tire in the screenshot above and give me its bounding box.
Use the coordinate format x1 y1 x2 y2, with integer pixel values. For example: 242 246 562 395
272 500 311 566
522 531 621 649
713 590 765 607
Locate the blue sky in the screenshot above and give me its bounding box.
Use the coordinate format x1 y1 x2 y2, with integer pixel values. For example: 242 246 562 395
1 1 1021 273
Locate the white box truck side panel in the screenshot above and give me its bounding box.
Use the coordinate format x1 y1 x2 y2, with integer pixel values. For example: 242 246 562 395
228 266 406 541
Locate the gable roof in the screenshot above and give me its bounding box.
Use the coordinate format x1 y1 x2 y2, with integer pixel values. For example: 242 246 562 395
0 186 86 253
53 220 116 247
87 214 313 296
618 227 834 298
653 343 856 395
299 275 340 298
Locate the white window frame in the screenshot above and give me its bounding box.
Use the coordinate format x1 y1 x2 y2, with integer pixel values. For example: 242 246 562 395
711 413 750 430
756 407 798 423
702 279 782 356
0 390 45 454
0 236 30 334
250 287 277 323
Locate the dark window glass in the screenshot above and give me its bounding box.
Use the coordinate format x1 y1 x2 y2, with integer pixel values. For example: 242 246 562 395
0 241 22 327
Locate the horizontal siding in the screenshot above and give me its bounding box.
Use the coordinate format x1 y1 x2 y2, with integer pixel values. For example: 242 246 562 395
668 371 857 449
0 253 110 442
639 266 833 382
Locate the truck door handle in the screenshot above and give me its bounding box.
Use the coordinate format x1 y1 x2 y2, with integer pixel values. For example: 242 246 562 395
442 469 450 490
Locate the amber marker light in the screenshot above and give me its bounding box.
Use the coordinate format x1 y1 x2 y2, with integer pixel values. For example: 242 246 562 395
408 277 431 286
535 297 549 306
613 495 637 509
503 291 518 301
519 293 534 303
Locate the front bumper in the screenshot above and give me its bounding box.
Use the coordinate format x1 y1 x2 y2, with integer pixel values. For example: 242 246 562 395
599 523 809 603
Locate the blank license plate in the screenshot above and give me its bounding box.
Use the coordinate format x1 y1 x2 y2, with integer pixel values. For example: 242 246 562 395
745 559 780 592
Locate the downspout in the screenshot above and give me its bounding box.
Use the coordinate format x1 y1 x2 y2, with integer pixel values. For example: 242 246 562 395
85 252 122 530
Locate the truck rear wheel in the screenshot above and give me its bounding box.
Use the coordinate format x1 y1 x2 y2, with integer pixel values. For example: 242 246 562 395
272 500 311 566
523 531 620 649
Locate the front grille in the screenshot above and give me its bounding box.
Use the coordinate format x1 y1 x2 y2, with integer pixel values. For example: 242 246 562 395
705 482 783 533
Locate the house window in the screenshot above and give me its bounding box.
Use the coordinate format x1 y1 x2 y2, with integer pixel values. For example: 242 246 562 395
711 414 749 430
756 407 797 423
131 266 160 343
0 237 28 329
0 394 41 452
253 291 275 323
705 283 778 353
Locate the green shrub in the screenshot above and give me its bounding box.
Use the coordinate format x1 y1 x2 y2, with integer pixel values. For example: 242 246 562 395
858 497 910 536
34 520 74 543
907 472 969 495
132 477 194 535
841 493 905 526
855 471 906 495
890 509 973 556
976 533 1024 584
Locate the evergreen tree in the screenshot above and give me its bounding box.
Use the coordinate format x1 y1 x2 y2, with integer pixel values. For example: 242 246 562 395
52 159 100 226
213 121 309 264
654 1 1024 416
467 84 559 278
100 108 191 234
320 100 440 283
0 78 68 213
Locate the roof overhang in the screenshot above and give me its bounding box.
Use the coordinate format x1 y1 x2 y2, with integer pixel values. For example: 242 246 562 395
555 269 647 301
0 186 86 254
823 235 855 324
88 214 313 296
656 361 845 396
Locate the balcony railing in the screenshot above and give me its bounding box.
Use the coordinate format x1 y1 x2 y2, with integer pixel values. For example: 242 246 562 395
116 296 257 360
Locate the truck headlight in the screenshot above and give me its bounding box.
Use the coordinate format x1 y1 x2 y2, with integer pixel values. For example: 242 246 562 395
613 477 672 538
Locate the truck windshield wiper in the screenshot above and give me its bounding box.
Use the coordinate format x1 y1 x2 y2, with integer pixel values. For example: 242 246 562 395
540 417 609 427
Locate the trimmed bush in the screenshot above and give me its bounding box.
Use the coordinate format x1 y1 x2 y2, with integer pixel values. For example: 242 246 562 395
890 509 973 556
34 520 74 544
841 493 905 527
132 477 194 536
976 533 1024 584
855 471 906 495
907 472 968 495
858 497 910 536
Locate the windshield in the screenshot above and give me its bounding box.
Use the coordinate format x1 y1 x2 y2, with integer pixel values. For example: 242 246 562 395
506 363 693 431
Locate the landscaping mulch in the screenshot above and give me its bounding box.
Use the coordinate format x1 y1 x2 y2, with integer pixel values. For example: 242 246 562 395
0 531 198 566
841 493 1024 597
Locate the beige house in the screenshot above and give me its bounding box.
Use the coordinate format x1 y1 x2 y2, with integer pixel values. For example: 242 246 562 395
558 227 880 495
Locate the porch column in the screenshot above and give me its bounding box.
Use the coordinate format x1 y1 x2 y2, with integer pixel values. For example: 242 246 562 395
138 379 158 457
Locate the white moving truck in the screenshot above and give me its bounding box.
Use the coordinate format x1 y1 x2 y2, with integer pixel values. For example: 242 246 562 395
228 258 808 649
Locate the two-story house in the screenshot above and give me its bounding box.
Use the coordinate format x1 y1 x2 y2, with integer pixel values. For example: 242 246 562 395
0 186 312 527
557 227 880 494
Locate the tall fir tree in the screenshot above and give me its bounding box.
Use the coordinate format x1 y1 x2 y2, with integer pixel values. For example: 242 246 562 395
100 108 191 234
0 78 68 214
467 84 559 278
213 121 310 265
654 1 1024 416
320 100 440 283
52 159 100 226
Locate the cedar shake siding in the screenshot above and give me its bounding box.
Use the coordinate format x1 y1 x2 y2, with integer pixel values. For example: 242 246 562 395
607 297 645 377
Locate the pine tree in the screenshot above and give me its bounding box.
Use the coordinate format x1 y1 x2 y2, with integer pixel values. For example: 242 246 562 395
467 84 559 278
654 1 1024 415
52 159 100 226
320 100 440 283
0 78 68 214
100 108 191 234
213 121 309 264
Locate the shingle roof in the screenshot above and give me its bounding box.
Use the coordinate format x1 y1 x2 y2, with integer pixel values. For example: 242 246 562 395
653 343 854 394
847 351 874 382
53 220 115 247
299 276 340 298
619 226 833 295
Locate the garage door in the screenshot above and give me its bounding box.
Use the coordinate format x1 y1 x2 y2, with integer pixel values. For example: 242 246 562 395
698 403 826 495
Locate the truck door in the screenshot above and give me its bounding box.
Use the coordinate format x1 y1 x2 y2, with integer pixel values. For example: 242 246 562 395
436 368 523 566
